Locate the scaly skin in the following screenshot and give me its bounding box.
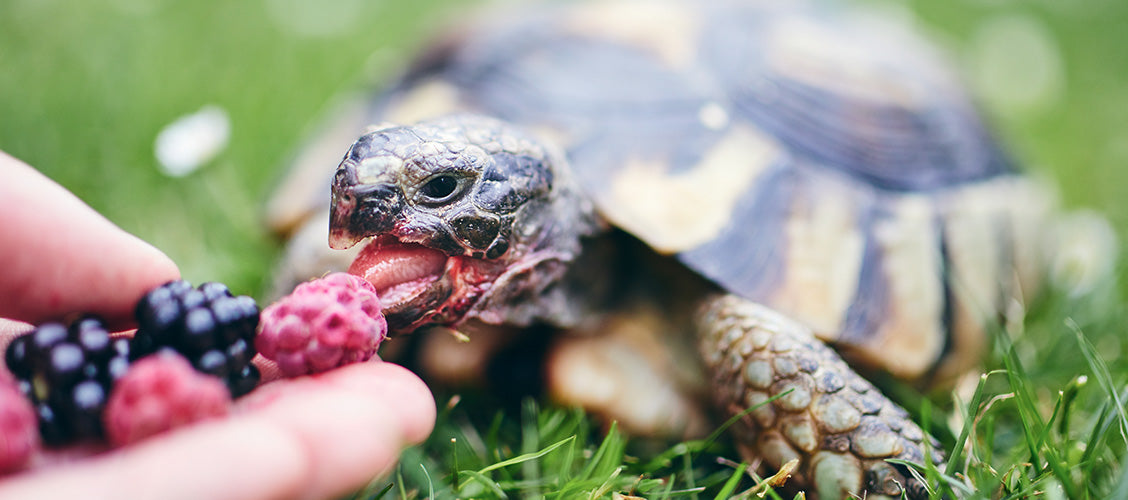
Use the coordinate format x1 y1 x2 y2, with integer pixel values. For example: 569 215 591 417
697 294 941 499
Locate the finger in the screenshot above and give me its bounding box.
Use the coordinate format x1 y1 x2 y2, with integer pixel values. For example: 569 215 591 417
242 362 437 500
0 320 32 345
0 151 180 328
0 362 435 500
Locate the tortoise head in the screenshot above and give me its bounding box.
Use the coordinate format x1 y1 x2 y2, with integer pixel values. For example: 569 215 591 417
329 114 596 333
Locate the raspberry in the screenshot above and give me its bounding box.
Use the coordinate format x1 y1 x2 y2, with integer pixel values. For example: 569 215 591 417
0 380 38 472
132 280 261 397
257 273 387 377
4 316 130 446
103 353 231 447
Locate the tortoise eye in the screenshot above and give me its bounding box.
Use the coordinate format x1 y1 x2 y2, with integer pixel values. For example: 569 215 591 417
420 174 461 202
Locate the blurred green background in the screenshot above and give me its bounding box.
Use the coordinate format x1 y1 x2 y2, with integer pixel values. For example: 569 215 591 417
0 0 1124 297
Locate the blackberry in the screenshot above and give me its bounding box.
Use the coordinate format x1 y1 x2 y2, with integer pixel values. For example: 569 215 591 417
4 316 131 446
132 280 261 397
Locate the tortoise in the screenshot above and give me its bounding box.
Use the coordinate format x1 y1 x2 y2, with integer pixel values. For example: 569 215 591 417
264 1 1082 497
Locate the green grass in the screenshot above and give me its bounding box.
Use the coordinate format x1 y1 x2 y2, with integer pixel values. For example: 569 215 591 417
357 287 1126 499
1 1 1126 499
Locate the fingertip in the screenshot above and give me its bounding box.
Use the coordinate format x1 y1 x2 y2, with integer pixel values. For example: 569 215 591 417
321 362 437 444
248 379 420 499
221 361 434 500
101 237 181 329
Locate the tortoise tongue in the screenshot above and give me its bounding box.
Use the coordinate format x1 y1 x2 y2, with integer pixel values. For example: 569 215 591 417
348 241 449 308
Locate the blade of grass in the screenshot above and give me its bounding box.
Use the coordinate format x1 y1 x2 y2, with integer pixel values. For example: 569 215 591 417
641 390 791 472
420 463 435 500
577 422 623 480
1058 375 1088 436
1080 390 1121 486
712 462 748 500
396 465 408 500
945 371 999 476
1000 341 1045 462
556 427 577 488
451 437 460 491
682 452 698 500
477 435 576 475
370 483 395 499
1110 452 1128 499
587 466 623 499
521 399 541 492
1069 318 1128 448
459 469 509 498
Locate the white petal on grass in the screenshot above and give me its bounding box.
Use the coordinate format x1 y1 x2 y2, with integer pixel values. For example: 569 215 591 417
154 105 231 177
1047 209 1120 298
264 0 365 38
968 14 1064 115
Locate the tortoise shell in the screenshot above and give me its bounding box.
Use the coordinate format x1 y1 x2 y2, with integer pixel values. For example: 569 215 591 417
269 0 1051 380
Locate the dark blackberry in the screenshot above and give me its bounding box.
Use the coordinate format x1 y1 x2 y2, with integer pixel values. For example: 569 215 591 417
4 316 130 446
132 280 261 397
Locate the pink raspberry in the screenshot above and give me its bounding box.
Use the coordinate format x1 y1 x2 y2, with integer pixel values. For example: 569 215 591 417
257 273 387 377
103 353 232 447
0 381 37 472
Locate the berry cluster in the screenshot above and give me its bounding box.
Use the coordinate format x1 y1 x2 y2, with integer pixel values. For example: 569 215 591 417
257 273 387 377
5 316 131 445
132 281 261 397
0 274 388 459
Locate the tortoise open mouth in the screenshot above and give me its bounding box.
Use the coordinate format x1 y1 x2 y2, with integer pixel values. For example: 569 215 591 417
348 237 453 332
349 238 447 304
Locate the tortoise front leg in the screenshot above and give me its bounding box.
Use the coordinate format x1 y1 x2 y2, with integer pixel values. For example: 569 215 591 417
696 294 942 499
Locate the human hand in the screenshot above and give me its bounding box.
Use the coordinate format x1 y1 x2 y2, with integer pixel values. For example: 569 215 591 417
0 151 435 500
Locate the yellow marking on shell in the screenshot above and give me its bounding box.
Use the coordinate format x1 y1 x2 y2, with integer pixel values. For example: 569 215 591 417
765 16 908 105
770 176 866 337
933 176 1054 380
937 182 1004 381
1003 178 1054 301
867 194 945 379
564 1 700 68
762 11 954 109
380 79 467 125
601 125 780 254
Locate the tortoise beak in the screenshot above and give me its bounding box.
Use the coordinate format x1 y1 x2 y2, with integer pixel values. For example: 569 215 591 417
329 162 405 250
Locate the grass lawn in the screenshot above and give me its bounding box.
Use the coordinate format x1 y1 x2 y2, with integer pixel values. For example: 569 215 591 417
1 0 1126 498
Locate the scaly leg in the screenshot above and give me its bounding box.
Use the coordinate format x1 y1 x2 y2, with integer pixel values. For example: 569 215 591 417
697 294 942 499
